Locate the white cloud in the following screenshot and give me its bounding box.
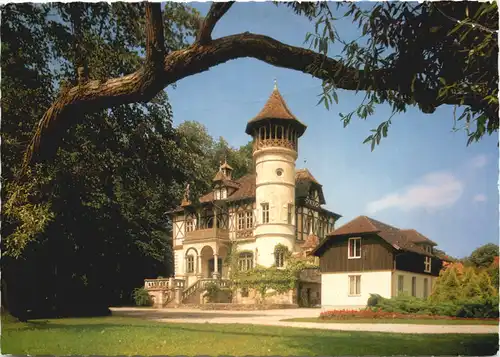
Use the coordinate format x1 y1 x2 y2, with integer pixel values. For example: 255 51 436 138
366 172 464 214
473 194 487 203
470 154 488 169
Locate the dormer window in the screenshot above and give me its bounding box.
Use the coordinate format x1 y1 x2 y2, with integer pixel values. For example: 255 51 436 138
424 256 432 273
348 237 361 259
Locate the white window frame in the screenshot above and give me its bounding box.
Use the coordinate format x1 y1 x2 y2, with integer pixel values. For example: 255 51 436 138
424 256 432 273
237 212 245 230
245 211 253 229
348 237 361 259
348 275 361 296
238 252 254 271
186 219 194 233
261 203 269 224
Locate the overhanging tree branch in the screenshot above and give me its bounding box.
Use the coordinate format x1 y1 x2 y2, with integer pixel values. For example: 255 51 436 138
19 7 498 179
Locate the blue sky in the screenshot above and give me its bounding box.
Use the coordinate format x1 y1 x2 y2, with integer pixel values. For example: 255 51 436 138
166 2 498 259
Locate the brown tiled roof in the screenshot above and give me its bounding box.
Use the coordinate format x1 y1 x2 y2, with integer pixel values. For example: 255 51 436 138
401 229 437 246
212 171 226 182
181 169 338 214
245 87 307 135
296 169 320 185
312 216 436 257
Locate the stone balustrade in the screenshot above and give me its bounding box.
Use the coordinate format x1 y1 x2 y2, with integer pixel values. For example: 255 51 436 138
144 278 185 291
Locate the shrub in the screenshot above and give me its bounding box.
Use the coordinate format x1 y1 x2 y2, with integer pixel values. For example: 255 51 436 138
367 293 498 319
132 287 153 307
203 282 220 303
319 308 498 321
367 294 382 307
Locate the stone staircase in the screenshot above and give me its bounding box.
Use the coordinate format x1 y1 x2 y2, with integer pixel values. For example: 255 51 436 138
145 277 231 307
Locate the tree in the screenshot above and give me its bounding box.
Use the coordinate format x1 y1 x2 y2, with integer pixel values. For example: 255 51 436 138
19 1 498 175
1 2 205 319
466 243 499 268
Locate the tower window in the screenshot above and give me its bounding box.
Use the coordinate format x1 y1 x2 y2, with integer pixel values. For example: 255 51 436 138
276 168 283 177
261 203 269 224
275 251 285 268
287 204 293 224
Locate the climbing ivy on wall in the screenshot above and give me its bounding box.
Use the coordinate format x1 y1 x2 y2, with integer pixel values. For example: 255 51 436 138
225 242 319 302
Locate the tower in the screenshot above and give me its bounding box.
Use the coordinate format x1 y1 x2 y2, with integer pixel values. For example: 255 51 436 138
245 82 307 267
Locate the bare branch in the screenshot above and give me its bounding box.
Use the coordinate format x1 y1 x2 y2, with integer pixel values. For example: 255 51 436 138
196 1 234 44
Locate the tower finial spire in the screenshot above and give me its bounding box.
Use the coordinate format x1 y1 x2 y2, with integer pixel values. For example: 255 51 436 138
274 78 278 90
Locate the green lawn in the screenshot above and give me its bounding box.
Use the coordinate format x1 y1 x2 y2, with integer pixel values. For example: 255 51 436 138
282 317 500 325
2 315 498 356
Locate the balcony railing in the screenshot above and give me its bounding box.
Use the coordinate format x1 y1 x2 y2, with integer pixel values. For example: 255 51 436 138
185 227 229 241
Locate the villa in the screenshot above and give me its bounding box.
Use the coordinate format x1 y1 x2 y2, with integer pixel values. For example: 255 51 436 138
144 84 444 309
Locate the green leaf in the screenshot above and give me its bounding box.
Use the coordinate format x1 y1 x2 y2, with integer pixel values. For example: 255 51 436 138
332 91 338 104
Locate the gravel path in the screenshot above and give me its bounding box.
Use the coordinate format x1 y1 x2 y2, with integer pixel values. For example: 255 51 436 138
111 307 499 335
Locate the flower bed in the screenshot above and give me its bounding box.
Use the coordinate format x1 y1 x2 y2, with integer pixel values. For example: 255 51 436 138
319 309 500 321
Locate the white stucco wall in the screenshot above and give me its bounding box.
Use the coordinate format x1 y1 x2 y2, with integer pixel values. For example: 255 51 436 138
391 270 437 298
321 271 392 310
253 146 297 268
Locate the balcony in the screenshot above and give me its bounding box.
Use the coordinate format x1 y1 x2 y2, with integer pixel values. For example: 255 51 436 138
185 227 230 242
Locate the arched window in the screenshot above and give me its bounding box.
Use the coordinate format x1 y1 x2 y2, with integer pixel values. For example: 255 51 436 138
238 252 254 271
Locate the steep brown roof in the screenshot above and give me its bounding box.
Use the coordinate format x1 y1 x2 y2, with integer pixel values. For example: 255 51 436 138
212 170 228 182
296 169 320 185
180 170 339 218
401 229 437 246
312 216 436 257
245 87 307 136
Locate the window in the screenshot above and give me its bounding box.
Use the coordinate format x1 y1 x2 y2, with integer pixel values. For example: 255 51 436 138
423 278 429 298
424 256 432 273
261 203 269 224
238 211 253 230
238 252 254 271
275 251 285 268
348 237 361 259
237 212 245 230
186 255 195 273
287 204 293 224
348 275 361 296
246 211 253 228
398 275 404 295
186 219 194 233
411 277 417 297
276 168 283 176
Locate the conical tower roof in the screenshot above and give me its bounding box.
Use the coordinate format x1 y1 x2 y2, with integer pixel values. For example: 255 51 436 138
245 83 307 136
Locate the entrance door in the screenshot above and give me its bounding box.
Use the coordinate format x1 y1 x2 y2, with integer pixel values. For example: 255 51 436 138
208 258 223 276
